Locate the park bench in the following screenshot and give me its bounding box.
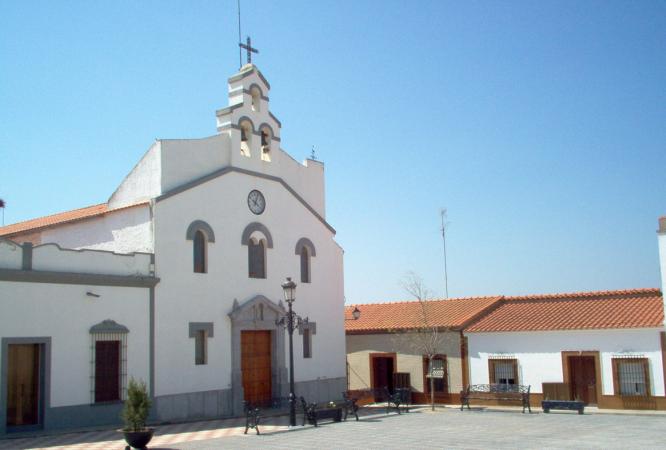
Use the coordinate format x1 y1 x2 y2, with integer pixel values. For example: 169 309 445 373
542 399 584 414
299 397 343 427
385 387 411 414
460 384 531 413
342 391 360 421
243 401 261 435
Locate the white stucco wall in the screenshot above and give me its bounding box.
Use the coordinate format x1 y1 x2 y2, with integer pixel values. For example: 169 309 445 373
0 239 22 269
160 134 230 195
40 205 153 254
31 243 152 276
108 141 162 209
0 282 150 407
152 170 344 397
0 242 153 408
467 329 665 396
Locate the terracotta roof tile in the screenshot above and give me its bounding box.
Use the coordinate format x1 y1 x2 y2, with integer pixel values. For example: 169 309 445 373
345 296 503 333
0 202 148 237
465 288 663 332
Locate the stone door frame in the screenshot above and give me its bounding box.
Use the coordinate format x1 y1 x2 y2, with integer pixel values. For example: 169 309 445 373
228 295 287 415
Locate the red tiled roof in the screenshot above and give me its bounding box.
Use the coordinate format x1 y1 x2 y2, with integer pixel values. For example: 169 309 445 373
465 288 663 332
0 202 148 237
345 296 503 333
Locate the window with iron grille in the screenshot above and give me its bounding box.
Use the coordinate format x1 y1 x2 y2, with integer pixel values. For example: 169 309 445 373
488 358 518 385
424 355 448 394
89 320 128 403
612 357 650 396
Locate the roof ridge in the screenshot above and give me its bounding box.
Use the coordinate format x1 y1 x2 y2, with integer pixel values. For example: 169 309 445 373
0 202 107 230
345 295 503 308
505 288 661 301
0 200 150 237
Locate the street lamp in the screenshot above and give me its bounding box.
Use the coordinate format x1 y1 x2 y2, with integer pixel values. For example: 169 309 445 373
276 277 308 427
345 306 361 321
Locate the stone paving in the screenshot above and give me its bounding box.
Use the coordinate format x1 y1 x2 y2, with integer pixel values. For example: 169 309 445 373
1 406 665 449
180 407 666 450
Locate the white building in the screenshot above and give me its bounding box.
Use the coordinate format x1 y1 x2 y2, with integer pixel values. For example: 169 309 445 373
0 63 346 434
465 288 666 410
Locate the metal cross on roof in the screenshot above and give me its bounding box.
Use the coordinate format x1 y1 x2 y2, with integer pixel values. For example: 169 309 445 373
239 36 258 66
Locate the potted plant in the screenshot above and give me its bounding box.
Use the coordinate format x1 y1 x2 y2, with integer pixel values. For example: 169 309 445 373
121 378 154 450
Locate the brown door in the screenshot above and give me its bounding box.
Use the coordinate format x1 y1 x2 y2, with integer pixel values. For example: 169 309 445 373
569 356 597 405
371 356 395 401
7 344 40 426
95 341 120 403
241 330 272 406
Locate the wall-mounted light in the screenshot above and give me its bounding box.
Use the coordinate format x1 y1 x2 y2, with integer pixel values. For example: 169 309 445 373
345 306 361 321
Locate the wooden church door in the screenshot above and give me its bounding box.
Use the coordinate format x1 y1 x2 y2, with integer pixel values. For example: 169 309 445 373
241 330 272 406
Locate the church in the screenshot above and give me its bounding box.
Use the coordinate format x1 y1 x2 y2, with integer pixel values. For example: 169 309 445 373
0 61 346 434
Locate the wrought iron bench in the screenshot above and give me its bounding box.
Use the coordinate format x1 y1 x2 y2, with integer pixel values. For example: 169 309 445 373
243 401 261 435
384 387 411 414
460 384 531 413
342 391 359 421
299 397 343 427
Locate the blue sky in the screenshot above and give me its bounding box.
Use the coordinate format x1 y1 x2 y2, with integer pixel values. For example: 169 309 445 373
1 0 665 303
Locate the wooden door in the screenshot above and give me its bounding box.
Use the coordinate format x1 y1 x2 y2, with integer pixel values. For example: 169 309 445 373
569 356 597 405
7 344 40 426
371 357 394 401
241 330 272 406
95 341 120 403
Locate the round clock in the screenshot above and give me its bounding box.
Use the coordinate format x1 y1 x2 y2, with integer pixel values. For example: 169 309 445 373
247 190 266 215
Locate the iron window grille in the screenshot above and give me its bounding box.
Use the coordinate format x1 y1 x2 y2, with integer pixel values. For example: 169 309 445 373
488 358 518 386
612 357 650 397
424 355 448 394
89 320 128 404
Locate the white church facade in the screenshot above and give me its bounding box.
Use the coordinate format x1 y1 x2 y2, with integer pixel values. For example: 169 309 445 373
0 64 346 434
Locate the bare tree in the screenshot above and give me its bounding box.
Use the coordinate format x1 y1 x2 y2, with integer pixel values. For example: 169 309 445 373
401 271 452 411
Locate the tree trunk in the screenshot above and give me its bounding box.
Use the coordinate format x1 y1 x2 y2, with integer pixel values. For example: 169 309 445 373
429 358 435 411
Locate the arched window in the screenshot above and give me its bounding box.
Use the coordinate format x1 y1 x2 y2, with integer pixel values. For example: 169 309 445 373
193 230 206 273
295 238 316 284
241 222 273 279
250 86 262 112
300 247 310 283
248 238 266 278
186 220 215 274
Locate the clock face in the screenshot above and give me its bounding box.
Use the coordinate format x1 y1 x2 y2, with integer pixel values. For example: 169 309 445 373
247 190 266 215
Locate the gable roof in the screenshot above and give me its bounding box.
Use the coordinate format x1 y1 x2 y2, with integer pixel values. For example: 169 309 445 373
345 296 503 333
465 288 663 333
0 202 148 238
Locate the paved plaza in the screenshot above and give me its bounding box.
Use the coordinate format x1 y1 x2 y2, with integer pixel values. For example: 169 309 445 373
1 406 665 449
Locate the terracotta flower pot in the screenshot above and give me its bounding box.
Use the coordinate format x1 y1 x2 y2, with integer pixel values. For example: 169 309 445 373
122 428 154 449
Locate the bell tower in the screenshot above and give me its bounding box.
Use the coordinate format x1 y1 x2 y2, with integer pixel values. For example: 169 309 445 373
215 59 281 166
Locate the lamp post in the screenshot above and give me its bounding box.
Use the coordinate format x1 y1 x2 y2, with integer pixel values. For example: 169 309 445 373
276 277 307 427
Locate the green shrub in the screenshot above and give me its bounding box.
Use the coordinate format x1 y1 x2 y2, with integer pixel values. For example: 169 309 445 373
121 378 152 431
